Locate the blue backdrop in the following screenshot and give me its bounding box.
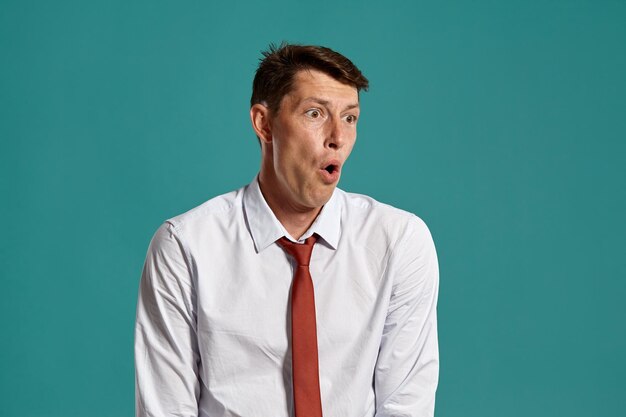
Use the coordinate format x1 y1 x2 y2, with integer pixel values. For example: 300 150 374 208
1 1 625 416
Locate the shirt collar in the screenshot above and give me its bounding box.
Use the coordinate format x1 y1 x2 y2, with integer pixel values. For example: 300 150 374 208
243 176 341 253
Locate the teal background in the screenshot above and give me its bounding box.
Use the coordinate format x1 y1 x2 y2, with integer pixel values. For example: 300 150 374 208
1 1 624 416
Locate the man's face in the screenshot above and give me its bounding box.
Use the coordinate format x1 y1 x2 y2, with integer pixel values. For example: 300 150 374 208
260 69 360 212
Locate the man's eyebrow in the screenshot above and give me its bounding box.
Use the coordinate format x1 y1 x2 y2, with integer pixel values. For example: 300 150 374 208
298 97 360 111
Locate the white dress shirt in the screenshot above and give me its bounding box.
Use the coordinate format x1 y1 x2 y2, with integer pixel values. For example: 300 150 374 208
135 177 439 417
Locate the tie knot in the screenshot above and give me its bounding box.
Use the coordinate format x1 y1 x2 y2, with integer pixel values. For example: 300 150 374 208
277 235 318 266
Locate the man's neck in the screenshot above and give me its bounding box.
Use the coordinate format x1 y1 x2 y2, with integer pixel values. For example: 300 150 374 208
257 177 322 240
273 207 321 241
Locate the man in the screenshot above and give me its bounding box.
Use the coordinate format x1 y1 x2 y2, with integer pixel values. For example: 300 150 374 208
135 43 439 417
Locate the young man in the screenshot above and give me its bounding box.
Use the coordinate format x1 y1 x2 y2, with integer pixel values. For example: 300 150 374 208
135 43 439 417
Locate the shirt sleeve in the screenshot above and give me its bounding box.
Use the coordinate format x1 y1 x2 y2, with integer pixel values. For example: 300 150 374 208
374 216 440 417
135 222 200 417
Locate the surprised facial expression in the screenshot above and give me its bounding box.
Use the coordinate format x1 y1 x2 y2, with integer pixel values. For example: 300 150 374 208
260 69 360 212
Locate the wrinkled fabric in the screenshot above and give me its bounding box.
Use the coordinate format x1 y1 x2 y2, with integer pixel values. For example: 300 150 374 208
135 177 439 417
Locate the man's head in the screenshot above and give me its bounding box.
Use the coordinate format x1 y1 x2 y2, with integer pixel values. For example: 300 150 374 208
250 43 369 221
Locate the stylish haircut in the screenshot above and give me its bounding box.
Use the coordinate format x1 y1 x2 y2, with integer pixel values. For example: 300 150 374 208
251 42 369 113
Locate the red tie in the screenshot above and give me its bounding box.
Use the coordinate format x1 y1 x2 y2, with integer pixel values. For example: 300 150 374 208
277 235 323 417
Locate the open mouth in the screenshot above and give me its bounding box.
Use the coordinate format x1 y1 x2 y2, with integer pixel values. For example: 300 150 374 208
324 164 338 174
319 160 341 183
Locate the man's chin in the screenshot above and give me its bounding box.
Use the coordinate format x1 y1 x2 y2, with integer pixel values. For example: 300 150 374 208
305 187 336 210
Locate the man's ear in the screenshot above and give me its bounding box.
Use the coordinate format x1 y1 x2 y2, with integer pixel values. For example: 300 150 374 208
250 103 272 144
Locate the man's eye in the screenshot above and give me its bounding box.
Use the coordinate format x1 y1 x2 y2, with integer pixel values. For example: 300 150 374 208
345 115 357 124
306 109 321 118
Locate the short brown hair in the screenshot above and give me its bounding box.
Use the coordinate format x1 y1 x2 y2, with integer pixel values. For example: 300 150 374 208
251 42 369 113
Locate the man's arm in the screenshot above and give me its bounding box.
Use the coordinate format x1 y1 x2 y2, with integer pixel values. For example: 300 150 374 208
374 216 439 417
135 222 200 417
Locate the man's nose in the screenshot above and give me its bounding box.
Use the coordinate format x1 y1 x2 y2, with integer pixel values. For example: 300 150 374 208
325 116 346 150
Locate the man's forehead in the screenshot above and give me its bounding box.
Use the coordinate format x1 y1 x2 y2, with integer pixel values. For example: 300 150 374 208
286 69 359 104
